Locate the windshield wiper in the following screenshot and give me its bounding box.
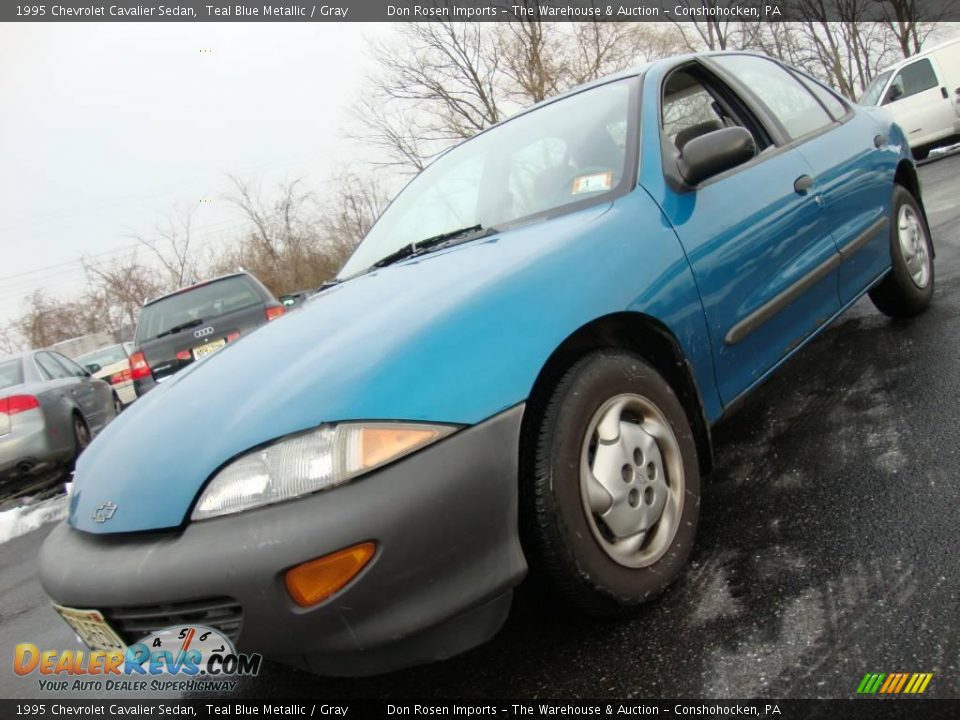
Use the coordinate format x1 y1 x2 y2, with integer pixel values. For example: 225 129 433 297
156 318 204 339
372 224 496 269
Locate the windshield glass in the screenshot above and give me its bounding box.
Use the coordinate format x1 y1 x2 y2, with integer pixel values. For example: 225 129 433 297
135 276 262 344
76 345 127 368
0 359 23 391
859 70 893 105
339 79 634 277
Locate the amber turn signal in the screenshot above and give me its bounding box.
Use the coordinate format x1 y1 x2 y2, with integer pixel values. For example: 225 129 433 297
285 542 376 607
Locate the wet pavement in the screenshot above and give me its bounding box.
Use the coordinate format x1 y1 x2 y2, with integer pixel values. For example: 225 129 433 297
2 154 959 700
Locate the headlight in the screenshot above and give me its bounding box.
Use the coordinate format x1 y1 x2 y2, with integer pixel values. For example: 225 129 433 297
191 422 456 520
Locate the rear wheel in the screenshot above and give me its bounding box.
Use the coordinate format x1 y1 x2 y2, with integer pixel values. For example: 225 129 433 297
912 146 930 161
112 393 123 416
524 351 701 616
869 185 934 318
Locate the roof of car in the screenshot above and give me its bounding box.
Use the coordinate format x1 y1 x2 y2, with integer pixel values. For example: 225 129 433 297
143 271 250 307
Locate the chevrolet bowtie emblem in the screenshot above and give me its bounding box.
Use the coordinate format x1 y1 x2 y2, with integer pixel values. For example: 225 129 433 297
92 501 118 524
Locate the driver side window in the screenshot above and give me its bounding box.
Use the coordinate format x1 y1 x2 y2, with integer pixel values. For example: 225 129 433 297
662 68 767 154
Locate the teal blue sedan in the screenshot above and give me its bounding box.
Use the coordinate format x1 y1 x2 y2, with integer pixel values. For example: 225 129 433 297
41 52 932 675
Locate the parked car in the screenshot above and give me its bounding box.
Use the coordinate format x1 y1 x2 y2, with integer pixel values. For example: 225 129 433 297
859 35 960 159
1 350 119 481
75 342 137 406
41 52 933 675
127 271 284 396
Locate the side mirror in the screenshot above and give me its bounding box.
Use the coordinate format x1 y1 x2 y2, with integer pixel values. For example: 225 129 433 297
885 85 903 104
677 127 756 187
85 363 101 374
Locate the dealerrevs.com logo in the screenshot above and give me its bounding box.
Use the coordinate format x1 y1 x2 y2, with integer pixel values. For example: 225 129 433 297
14 624 262 693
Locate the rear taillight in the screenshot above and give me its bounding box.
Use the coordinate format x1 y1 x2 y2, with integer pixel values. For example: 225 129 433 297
266 306 284 321
129 351 151 380
0 395 39 415
110 369 132 385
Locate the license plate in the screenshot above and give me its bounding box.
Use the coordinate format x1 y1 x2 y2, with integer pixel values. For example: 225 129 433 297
193 338 226 360
53 604 127 652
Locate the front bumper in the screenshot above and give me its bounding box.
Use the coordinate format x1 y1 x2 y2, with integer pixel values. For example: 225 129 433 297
39 404 527 675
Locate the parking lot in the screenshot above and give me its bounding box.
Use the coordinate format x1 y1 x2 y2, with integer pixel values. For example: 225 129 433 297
2 152 959 700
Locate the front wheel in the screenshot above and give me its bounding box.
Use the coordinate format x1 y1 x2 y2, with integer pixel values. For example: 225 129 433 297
523 351 701 616
869 184 934 318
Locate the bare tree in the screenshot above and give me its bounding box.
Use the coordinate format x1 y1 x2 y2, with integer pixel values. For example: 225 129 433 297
876 0 941 58
217 173 389 293
128 205 200 289
82 252 165 334
14 290 94 349
356 20 687 173
0 322 20 354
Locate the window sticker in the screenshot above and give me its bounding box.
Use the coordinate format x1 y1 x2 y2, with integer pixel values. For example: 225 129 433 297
572 171 613 195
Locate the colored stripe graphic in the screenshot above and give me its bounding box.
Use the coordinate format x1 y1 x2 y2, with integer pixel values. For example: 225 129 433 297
857 672 932 694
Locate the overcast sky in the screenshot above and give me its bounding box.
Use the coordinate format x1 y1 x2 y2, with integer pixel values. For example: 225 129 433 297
0 22 392 324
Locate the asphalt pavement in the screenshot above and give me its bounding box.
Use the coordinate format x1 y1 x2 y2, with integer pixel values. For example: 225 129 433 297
2 153 959 700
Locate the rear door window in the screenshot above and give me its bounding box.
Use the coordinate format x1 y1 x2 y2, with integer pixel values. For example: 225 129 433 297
712 55 834 140
135 276 263 344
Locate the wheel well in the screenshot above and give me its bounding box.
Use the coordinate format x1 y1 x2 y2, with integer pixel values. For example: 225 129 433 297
896 160 926 218
520 312 714 479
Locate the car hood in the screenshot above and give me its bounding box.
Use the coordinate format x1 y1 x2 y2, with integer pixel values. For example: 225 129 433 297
70 204 628 533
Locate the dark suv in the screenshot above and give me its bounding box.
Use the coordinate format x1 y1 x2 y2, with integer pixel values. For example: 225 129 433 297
129 271 284 396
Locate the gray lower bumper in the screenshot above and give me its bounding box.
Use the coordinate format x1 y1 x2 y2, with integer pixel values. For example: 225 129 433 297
39 404 527 675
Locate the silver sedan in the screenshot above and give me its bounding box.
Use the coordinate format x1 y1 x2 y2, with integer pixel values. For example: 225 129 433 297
0 349 119 482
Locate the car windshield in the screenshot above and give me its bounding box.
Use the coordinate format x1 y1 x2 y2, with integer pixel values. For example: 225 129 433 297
859 70 893 106
339 79 634 277
76 345 126 368
135 276 262 344
0 359 23 391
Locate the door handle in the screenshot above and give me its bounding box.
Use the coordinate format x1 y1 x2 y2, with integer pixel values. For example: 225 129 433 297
941 86 948 99
794 175 814 194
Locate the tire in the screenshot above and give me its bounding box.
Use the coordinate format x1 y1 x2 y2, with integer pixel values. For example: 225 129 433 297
112 393 123 416
869 184 934 319
523 351 701 616
71 414 91 464
912 146 929 161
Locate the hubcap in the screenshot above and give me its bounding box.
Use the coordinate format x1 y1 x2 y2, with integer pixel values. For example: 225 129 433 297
898 205 930 289
76 420 90 449
579 394 684 568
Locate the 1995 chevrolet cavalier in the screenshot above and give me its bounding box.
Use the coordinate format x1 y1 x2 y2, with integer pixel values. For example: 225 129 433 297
40 52 934 675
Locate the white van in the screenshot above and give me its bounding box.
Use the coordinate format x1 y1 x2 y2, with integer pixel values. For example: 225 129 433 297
859 36 960 159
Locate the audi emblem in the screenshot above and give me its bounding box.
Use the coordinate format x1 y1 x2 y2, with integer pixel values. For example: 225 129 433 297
194 326 214 338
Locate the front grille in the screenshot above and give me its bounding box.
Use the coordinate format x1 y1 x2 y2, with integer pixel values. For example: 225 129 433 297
102 596 243 645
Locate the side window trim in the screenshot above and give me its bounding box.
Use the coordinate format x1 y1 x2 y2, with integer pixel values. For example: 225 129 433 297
705 54 841 148
786 67 853 123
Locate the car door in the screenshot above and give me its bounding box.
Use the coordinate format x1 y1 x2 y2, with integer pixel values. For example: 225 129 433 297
788 70 895 304
883 56 955 147
646 59 841 405
48 352 105 431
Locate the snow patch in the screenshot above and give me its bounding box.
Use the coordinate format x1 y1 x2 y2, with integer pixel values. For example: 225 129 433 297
0 493 68 544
